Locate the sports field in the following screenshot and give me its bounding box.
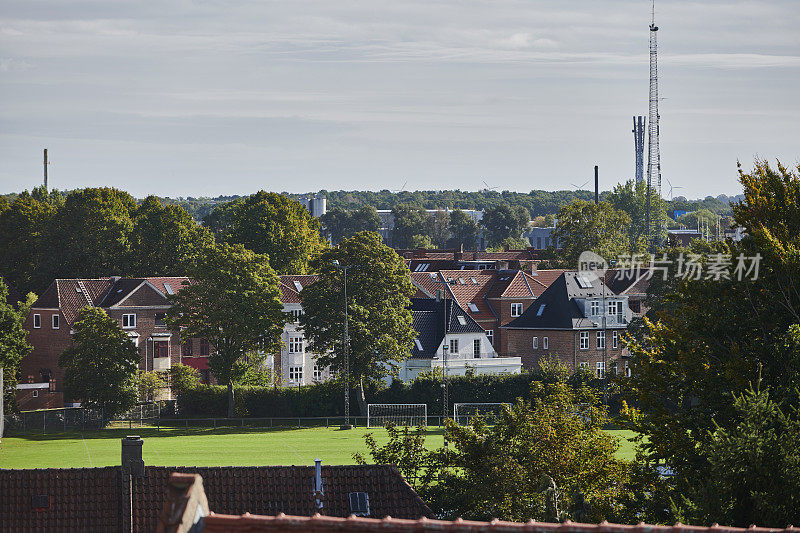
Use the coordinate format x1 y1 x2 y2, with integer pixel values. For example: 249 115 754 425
0 427 637 469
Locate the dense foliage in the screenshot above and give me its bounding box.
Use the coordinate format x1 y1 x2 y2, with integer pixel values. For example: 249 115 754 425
166 242 286 418
300 232 416 412
552 200 631 266
623 160 800 527
0 278 34 412
58 307 139 419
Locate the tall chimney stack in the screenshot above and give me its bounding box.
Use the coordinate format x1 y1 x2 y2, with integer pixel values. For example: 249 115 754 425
594 165 599 205
43 149 48 190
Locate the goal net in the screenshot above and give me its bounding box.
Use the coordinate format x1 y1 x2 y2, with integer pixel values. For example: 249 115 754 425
367 404 427 428
453 403 509 426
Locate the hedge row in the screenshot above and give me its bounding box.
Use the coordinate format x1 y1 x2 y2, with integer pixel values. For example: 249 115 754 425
176 373 546 418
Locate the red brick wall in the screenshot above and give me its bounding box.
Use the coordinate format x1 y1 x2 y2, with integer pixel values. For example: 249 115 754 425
18 309 72 408
105 309 181 373
488 298 534 350
502 328 625 373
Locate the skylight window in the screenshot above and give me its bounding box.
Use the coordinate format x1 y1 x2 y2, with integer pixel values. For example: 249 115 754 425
576 275 593 289
164 283 175 295
414 338 423 351
458 278 465 285
537 304 546 316
468 303 479 313
471 277 477 284
293 281 303 292
429 272 437 280
457 316 467 326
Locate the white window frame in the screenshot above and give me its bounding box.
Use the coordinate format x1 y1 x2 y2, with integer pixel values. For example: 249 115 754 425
590 301 600 316
288 336 304 354
449 339 459 354
543 336 549 350
289 366 303 383
579 331 589 350
51 314 59 329
608 301 616 316
625 360 631 377
485 330 494 345
473 338 481 356
579 361 590 370
510 303 523 317
33 313 41 329
612 330 619 349
122 313 136 329
596 331 606 349
532 336 538 349
596 361 606 379
313 365 322 382
33 390 39 398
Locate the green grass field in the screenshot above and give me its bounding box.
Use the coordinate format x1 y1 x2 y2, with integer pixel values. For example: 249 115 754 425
0 427 638 469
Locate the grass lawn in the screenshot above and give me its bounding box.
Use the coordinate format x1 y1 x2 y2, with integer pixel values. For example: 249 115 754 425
0 427 638 470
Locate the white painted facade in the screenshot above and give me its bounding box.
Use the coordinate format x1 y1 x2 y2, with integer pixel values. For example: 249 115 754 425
277 302 332 386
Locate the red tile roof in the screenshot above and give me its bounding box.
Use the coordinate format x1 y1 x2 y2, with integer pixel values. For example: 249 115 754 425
528 269 568 289
199 514 800 533
278 275 319 304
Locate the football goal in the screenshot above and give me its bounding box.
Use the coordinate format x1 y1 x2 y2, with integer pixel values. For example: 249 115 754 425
452 403 509 426
366 404 427 428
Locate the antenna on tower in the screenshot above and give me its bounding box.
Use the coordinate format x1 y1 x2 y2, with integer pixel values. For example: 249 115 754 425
43 148 49 190
633 116 645 183
645 0 662 248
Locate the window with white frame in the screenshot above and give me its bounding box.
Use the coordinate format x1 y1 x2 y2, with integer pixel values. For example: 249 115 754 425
449 339 459 354
596 331 606 349
290 309 303 321
122 314 136 329
590 300 600 316
313 365 322 382
612 330 619 349
510 303 523 317
607 301 616 316
579 331 589 350
473 339 481 356
485 330 494 345
33 314 41 329
289 366 303 383
579 361 590 370
596 361 606 378
532 336 538 349
51 314 59 329
543 337 549 350
625 360 631 377
288 336 304 354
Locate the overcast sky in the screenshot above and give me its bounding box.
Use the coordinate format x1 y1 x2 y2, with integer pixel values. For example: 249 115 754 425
1 0 798 199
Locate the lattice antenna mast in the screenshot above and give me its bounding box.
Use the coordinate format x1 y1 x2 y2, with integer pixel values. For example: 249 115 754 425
645 0 662 246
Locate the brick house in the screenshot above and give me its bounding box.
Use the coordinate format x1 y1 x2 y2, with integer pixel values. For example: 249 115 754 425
18 277 192 410
501 271 633 376
410 269 563 354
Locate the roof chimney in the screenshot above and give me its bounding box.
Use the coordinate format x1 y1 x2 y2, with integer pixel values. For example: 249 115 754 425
314 459 324 510
121 435 145 477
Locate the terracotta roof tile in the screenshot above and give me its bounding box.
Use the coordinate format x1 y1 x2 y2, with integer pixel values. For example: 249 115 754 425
438 270 497 322
200 513 800 533
278 275 319 304
528 269 568 289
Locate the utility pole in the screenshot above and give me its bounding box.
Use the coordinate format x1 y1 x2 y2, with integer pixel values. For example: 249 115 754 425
333 260 354 430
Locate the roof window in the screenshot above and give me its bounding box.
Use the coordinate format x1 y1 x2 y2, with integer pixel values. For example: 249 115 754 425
537 304 546 316
467 303 479 313
457 316 467 326
293 281 303 292
164 283 175 295
414 338 424 351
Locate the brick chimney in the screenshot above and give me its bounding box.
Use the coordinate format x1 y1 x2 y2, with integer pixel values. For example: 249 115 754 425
156 473 209 533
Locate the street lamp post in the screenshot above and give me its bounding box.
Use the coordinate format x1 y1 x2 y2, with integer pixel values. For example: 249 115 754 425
333 260 353 430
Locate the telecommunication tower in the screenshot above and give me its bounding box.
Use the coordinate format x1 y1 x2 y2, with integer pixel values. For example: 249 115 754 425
645 0 662 246
632 116 645 184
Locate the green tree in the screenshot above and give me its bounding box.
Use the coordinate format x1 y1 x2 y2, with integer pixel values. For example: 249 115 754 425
42 188 137 283
58 307 139 419
410 234 433 249
391 204 429 248
425 209 450 248
607 180 663 254
0 278 34 412
166 243 286 417
0 191 56 295
136 370 166 402
623 160 800 526
320 205 381 244
552 200 630 266
448 208 479 249
169 363 201 394
300 232 416 413
480 204 530 247
204 191 324 274
128 196 212 276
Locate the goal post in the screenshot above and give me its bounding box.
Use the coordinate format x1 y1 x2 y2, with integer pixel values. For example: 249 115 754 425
366 403 427 428
452 403 509 426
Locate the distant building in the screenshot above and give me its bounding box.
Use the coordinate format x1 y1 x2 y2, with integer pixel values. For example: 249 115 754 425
523 226 561 250
667 229 703 247
396 298 520 381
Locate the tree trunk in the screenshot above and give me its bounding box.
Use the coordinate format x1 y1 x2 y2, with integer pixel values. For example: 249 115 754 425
227 382 235 419
357 377 368 416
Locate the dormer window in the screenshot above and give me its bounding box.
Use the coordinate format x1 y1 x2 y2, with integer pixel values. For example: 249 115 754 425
590 301 600 316
510 303 523 317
